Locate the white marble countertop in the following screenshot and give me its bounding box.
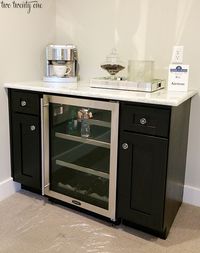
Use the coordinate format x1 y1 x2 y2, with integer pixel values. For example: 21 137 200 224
4 80 198 106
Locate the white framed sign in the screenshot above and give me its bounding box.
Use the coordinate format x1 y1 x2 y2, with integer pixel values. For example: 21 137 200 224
168 64 189 92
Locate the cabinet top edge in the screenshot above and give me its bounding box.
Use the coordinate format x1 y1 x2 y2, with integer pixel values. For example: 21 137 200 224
4 80 198 107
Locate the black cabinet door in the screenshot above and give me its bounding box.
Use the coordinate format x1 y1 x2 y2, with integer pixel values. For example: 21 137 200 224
118 132 168 231
11 113 41 190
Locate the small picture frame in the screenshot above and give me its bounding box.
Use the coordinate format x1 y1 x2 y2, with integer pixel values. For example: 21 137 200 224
168 64 189 92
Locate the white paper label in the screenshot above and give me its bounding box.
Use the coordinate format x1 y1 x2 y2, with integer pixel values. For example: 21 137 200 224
168 64 189 91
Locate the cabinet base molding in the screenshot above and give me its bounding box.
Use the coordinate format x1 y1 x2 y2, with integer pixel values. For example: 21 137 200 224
21 185 42 195
122 219 168 239
0 177 21 201
183 185 200 207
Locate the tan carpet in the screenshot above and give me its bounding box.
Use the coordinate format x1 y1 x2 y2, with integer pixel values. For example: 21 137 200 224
0 190 200 253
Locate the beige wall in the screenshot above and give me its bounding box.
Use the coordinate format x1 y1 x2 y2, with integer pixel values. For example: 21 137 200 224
0 0 56 182
56 0 200 195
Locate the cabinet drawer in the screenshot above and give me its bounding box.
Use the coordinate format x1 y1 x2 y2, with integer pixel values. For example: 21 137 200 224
11 90 40 115
121 104 170 138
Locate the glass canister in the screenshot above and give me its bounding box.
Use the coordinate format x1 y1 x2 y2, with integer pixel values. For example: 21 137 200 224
101 48 125 79
128 60 154 82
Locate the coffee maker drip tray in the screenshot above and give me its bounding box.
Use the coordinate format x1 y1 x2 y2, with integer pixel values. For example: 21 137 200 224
43 76 77 83
90 78 165 93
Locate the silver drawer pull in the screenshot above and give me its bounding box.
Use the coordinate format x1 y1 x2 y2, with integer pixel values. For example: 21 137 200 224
30 125 36 131
21 100 27 107
122 143 129 150
140 118 147 125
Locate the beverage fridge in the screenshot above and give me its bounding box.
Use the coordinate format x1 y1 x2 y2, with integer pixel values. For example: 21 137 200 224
41 95 119 221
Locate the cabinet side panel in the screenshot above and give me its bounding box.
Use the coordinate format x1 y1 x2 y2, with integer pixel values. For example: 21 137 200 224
8 89 14 178
164 99 191 233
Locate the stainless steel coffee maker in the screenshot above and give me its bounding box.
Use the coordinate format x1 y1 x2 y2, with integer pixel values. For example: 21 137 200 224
43 44 78 83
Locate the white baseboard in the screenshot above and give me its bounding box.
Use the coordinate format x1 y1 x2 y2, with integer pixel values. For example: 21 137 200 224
0 178 199 207
183 185 200 207
0 177 21 202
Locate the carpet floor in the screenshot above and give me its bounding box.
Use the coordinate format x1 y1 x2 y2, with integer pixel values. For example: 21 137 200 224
0 190 200 253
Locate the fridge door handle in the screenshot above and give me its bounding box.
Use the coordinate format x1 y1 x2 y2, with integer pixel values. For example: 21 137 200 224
41 96 50 195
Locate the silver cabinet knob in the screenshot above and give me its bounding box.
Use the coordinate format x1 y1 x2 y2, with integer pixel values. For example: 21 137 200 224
140 117 147 125
30 125 36 131
21 100 27 107
122 143 129 150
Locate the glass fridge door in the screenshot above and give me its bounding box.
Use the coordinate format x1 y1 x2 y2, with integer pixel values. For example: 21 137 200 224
43 96 119 220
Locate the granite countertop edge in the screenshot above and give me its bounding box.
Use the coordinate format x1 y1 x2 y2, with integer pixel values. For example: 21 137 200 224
4 81 198 107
